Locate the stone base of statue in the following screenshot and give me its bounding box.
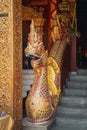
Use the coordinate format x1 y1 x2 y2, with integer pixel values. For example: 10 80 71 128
22 117 55 130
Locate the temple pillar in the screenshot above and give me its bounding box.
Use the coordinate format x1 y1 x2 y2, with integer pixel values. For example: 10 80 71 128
0 0 22 130
71 36 77 72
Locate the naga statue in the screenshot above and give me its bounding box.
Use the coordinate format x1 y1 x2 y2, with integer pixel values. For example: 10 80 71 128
25 0 73 124
25 20 61 123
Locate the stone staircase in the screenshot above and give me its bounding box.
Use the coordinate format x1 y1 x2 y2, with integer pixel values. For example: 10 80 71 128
22 69 87 130
22 69 34 98
51 69 87 130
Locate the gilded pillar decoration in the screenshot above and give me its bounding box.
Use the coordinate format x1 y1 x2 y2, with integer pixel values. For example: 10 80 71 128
0 0 13 114
0 0 22 130
0 14 12 113
0 0 10 13
13 0 22 129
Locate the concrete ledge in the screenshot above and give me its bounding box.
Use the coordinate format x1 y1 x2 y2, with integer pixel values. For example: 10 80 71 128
22 117 55 130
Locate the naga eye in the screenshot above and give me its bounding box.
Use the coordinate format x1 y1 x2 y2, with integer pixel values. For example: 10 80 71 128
31 102 34 105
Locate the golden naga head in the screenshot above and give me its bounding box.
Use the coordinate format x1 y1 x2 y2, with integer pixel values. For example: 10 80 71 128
25 20 43 58
25 20 47 69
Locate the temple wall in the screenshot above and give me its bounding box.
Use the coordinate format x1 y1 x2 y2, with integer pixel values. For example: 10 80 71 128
0 0 22 129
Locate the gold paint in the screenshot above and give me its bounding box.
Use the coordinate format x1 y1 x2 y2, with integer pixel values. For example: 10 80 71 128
0 15 12 113
0 0 22 129
0 0 10 13
0 0 45 128
47 57 61 109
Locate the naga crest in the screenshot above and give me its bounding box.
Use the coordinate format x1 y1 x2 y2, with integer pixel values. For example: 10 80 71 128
25 20 47 69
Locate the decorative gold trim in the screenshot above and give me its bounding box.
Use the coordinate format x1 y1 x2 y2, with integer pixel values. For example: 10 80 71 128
13 0 22 129
0 0 22 129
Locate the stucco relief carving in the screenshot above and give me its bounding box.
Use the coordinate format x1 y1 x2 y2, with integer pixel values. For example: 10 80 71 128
0 0 22 129
0 17 9 31
0 16 12 113
13 0 22 123
0 0 10 13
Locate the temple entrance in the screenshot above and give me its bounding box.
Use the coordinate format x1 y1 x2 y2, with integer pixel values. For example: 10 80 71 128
77 37 87 68
76 0 87 69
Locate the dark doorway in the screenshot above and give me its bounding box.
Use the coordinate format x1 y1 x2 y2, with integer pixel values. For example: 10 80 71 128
22 21 32 69
76 0 87 68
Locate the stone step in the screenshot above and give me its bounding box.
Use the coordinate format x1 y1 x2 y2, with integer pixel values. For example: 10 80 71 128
67 81 87 89
23 69 34 74
56 116 87 126
23 74 35 80
69 75 87 81
51 125 87 130
23 79 33 86
51 69 87 130
23 92 27 98
60 96 87 107
77 69 87 75
23 85 31 92
64 88 87 96
22 69 34 98
57 106 87 118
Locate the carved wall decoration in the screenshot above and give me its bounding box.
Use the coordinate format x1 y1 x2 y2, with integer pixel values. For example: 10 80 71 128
0 0 22 129
0 0 10 13
0 16 13 113
13 0 22 129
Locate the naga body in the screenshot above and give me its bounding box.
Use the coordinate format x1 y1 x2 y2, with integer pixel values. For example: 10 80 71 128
25 20 60 123
25 1 73 124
